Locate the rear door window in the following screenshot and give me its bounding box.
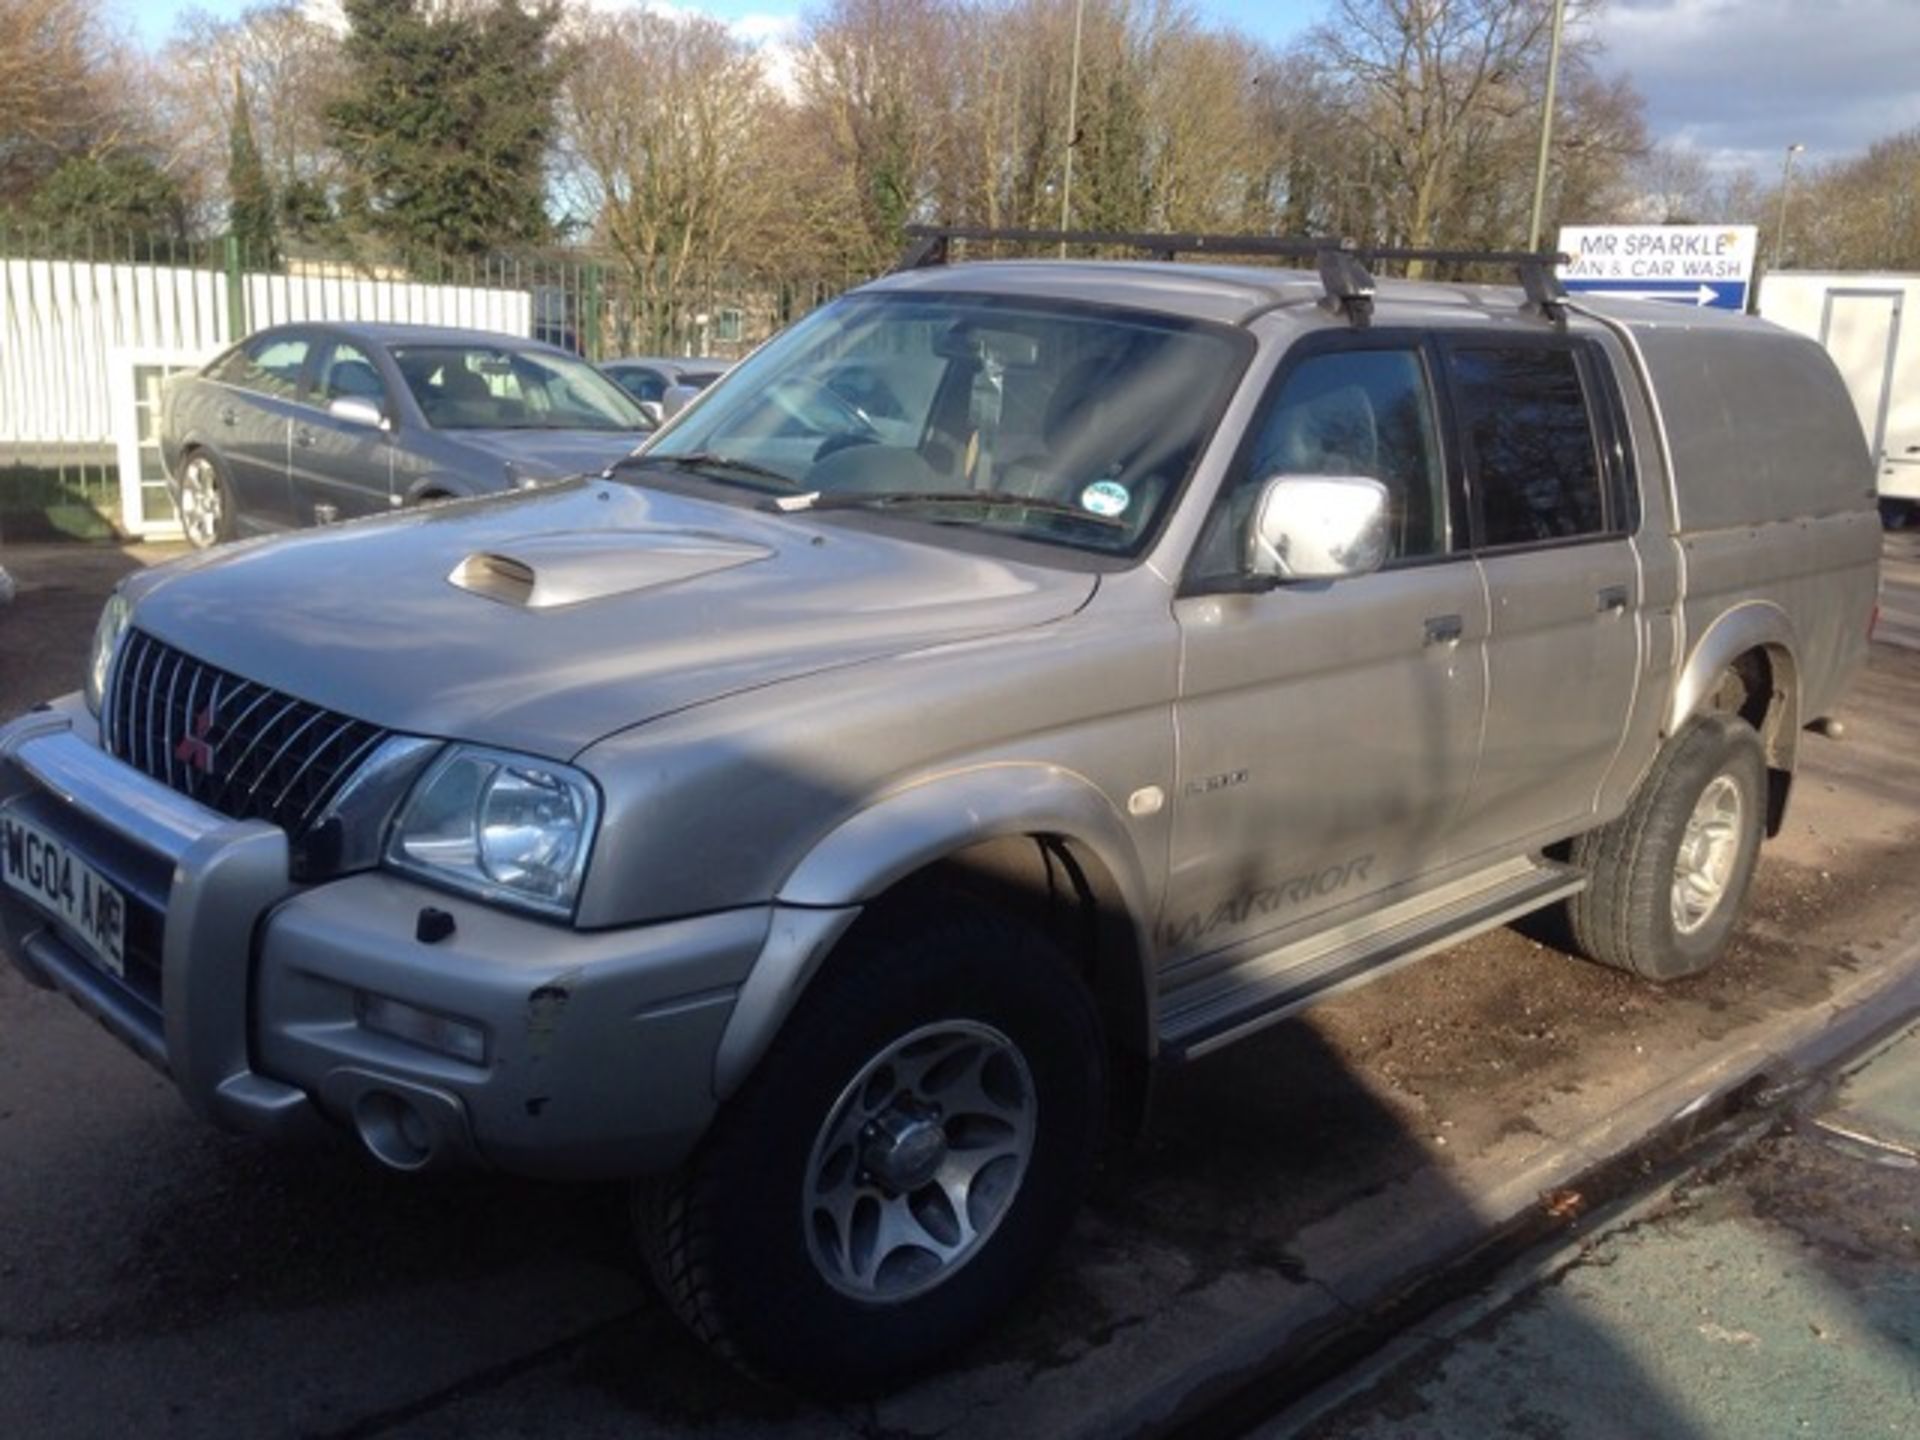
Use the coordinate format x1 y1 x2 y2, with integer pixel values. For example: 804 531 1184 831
1445 345 1608 546
212 332 313 400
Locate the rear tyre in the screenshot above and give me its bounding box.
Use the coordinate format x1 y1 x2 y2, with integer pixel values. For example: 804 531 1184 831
1566 713 1767 981
177 450 234 549
636 904 1105 1396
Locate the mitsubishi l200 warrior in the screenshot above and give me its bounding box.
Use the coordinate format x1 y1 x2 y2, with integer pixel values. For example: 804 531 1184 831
0 229 1881 1393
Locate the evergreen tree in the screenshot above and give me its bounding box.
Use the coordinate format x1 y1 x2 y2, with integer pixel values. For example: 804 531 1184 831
279 175 335 244
326 0 560 270
25 153 188 255
226 76 280 268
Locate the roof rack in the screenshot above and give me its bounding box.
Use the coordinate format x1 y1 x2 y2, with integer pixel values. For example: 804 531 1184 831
894 224 1569 329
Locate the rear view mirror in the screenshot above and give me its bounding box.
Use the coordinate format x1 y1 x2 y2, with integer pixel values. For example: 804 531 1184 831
932 326 1042 369
329 396 389 431
1247 475 1389 581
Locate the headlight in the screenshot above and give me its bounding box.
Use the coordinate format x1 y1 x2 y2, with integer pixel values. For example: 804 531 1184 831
385 746 599 917
85 592 132 716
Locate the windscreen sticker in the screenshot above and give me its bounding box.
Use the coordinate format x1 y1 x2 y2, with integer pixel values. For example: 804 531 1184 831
1080 479 1131 517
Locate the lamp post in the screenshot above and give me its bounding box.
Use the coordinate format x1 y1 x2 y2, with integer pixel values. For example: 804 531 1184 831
1773 142 1806 267
1525 0 1568 252
1059 0 1086 256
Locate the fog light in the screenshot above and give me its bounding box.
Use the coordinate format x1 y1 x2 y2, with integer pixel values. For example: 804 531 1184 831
355 992 488 1065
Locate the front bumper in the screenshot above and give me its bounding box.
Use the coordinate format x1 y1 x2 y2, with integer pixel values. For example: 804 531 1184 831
0 710 777 1179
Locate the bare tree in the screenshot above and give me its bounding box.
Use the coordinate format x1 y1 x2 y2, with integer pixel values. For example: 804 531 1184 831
1441 56 1643 252
1313 0 1584 265
1630 142 1717 224
792 0 962 273
1147 19 1278 230
154 4 346 201
1781 130 1920 271
0 0 138 205
559 9 769 349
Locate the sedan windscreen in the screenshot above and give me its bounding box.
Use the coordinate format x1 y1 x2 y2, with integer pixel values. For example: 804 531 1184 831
392 344 649 432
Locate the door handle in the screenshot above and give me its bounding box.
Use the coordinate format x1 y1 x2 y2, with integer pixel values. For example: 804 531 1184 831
294 427 315 448
1597 584 1629 614
1423 613 1464 647
218 407 237 427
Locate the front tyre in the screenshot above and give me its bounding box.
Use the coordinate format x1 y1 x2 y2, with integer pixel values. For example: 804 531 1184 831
176 450 235 549
637 906 1105 1396
1566 712 1767 981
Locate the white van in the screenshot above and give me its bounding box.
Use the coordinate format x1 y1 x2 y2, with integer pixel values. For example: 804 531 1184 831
1760 271 1920 525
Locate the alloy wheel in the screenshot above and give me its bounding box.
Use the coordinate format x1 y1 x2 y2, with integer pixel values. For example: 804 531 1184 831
1672 773 1743 935
803 1020 1037 1303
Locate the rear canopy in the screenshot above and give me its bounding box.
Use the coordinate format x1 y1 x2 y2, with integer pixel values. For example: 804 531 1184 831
1629 317 1874 532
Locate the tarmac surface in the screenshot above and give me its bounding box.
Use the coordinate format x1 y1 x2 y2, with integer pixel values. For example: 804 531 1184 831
1280 1019 1920 1439
1 534 1917 1439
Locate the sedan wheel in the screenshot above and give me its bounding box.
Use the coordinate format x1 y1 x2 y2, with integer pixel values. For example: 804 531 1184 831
178 454 229 549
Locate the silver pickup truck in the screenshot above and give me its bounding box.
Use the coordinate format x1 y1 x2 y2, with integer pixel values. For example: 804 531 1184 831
0 230 1880 1393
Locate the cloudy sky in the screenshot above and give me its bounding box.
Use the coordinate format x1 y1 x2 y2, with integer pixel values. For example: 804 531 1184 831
1599 0 1920 174
118 0 1918 177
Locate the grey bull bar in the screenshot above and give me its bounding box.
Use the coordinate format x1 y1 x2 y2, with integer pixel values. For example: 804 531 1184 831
0 709 320 1138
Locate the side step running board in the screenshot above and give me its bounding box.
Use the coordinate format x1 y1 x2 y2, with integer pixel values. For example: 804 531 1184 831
1159 857 1587 1062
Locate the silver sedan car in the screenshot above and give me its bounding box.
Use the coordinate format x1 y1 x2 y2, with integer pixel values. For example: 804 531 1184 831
160 322 654 547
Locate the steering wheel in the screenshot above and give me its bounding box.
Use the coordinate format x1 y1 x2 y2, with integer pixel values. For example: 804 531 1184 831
769 375 881 442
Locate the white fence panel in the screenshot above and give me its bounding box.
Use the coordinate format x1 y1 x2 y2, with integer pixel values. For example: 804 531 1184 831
2 259 230 447
3 259 533 450
241 274 532 335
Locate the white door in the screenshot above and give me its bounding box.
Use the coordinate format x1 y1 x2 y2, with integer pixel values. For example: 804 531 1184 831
1821 289 1902 465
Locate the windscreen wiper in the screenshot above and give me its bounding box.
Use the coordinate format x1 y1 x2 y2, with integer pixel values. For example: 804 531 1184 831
773 489 1128 528
620 451 803 488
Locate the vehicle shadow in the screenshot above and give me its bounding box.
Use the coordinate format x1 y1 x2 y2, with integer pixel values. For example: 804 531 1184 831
0 542 155 716
0 969 1720 1440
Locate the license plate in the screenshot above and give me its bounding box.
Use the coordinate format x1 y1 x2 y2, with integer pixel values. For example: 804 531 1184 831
1 813 125 978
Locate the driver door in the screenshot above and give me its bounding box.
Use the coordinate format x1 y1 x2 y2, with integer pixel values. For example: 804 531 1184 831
290 338 396 524
1165 333 1489 969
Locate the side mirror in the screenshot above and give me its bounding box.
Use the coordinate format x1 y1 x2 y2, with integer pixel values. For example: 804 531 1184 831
329 396 389 430
637 399 665 428
1246 474 1390 582
660 383 701 421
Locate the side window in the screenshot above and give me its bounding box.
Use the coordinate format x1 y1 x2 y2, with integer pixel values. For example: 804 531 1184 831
313 341 386 407
204 345 253 387
1193 346 1449 578
220 333 311 399
1448 346 1607 546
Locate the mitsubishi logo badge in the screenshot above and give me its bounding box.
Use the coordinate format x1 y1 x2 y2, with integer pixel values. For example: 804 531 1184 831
175 702 218 774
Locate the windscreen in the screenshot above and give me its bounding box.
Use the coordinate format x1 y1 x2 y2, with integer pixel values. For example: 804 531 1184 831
639 292 1250 555
392 343 649 432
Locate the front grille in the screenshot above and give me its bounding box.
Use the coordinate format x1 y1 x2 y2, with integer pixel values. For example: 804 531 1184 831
105 630 391 844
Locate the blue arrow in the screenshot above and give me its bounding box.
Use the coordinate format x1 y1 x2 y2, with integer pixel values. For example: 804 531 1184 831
1562 279 1748 310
